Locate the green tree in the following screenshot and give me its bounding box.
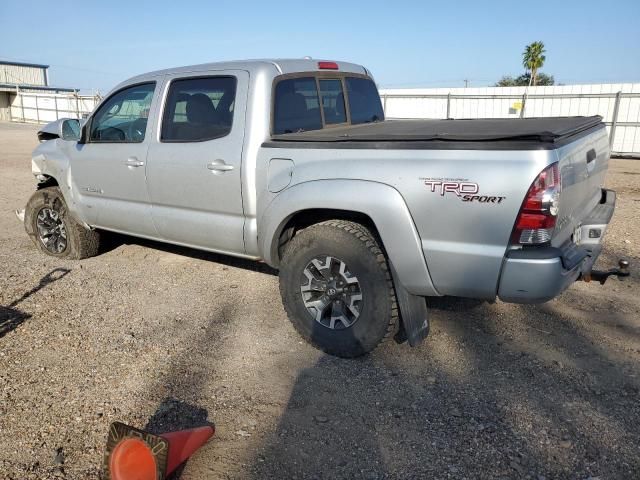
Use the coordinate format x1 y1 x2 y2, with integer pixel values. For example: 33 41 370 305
495 72 555 87
495 75 518 87
519 72 554 86
522 41 546 86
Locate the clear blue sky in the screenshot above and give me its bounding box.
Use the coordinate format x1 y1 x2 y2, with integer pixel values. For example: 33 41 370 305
2 0 639 94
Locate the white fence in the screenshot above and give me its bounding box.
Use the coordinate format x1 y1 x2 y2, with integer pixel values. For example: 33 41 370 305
9 91 101 124
380 83 640 156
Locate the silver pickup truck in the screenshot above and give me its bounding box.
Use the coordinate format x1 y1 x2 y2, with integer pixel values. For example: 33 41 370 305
23 58 627 358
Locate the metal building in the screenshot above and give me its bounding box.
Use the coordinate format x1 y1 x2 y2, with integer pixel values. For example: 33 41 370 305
0 60 99 123
0 60 50 86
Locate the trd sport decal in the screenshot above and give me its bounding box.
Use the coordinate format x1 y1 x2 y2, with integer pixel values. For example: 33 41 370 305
420 177 506 204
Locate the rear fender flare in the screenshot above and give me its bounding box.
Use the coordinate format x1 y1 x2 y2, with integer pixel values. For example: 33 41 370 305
259 179 439 297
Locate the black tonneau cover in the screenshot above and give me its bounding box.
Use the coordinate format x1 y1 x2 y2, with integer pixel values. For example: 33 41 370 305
267 116 604 150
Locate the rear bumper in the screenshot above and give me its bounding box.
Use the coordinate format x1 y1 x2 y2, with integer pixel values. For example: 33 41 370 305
498 188 615 304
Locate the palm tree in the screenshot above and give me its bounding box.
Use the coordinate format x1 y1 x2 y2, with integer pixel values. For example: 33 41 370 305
522 41 546 86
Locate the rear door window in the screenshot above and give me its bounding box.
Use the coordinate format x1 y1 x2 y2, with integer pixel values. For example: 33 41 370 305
161 76 236 142
345 77 384 124
319 79 347 125
273 77 322 134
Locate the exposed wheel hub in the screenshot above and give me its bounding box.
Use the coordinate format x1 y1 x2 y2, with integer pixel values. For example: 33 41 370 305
300 255 362 330
36 207 68 254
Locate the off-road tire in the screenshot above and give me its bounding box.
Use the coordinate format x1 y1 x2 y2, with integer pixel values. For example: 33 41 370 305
279 220 398 358
24 186 100 259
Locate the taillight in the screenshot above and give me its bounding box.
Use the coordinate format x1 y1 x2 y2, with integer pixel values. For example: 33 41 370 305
511 163 561 245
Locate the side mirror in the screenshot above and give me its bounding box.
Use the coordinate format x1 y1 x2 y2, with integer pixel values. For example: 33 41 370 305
37 118 81 142
60 118 81 141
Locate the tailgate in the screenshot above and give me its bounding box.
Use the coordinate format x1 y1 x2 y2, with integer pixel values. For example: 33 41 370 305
551 124 610 247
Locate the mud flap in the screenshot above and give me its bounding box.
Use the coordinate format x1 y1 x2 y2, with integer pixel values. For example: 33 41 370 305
390 263 429 347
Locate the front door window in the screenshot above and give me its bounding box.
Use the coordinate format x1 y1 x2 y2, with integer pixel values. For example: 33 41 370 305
89 83 155 143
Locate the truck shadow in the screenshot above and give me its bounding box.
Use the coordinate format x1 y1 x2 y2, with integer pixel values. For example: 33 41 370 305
105 238 637 478
0 268 70 338
99 232 278 276
247 293 640 479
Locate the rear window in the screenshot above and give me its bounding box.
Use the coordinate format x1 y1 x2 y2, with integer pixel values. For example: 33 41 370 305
345 77 384 124
273 77 322 134
273 75 384 134
319 79 346 125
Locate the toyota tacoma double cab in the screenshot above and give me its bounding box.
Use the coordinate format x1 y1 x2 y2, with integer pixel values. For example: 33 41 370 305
23 58 626 358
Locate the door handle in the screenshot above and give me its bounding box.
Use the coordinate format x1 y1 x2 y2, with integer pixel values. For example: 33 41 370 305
207 160 234 173
125 157 145 167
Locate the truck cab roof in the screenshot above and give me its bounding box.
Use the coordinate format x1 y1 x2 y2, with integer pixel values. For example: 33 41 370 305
119 59 369 90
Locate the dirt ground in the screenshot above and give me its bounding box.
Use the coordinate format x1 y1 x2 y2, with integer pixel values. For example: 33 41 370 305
0 121 639 480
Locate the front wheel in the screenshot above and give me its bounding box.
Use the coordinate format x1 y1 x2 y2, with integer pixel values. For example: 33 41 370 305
279 220 398 358
24 186 100 259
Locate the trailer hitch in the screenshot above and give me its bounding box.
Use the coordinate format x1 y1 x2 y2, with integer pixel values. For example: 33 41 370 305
582 259 630 285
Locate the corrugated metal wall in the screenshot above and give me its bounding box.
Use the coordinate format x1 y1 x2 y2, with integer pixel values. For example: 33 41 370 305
380 83 640 156
0 64 47 86
0 93 9 121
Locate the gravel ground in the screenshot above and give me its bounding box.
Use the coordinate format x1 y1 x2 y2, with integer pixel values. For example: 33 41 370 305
0 121 639 480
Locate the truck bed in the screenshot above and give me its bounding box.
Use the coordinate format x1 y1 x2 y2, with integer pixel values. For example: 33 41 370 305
268 116 604 150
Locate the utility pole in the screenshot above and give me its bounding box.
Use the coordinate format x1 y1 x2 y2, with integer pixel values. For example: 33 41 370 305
464 79 469 88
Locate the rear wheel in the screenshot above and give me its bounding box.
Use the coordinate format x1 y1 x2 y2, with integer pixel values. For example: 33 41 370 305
24 187 100 259
279 220 398 358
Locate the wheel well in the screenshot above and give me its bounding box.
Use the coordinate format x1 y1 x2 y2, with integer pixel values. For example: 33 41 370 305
36 175 59 190
277 209 381 262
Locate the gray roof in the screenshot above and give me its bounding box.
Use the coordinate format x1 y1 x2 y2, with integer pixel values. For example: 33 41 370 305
0 60 49 69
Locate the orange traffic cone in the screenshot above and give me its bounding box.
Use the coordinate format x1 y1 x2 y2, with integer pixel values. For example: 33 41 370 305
103 421 215 480
160 425 215 475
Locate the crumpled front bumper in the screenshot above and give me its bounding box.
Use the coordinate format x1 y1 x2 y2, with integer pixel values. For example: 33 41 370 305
498 188 615 304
